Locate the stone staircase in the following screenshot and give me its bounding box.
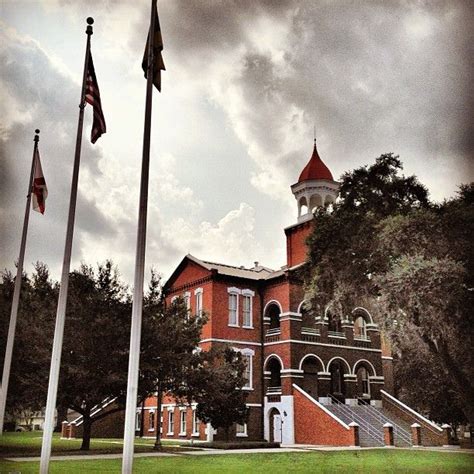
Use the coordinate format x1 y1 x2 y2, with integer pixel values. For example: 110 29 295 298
325 397 412 447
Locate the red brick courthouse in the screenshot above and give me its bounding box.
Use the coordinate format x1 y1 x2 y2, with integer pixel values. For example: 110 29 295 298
64 142 451 447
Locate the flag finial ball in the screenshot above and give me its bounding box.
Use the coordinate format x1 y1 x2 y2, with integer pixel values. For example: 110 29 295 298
35 129 40 134
87 17 94 25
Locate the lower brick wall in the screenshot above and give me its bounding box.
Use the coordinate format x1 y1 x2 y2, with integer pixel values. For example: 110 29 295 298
70 408 125 439
381 391 446 446
293 385 354 446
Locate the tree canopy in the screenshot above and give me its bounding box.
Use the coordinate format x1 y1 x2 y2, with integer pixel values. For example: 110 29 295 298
305 154 473 423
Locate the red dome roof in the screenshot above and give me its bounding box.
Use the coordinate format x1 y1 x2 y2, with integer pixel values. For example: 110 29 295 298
298 141 334 182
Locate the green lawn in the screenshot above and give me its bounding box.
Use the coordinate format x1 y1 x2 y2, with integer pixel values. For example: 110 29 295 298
1 433 473 473
0 432 191 457
0 450 473 473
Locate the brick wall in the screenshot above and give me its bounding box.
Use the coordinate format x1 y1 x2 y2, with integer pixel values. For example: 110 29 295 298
285 220 313 268
381 391 446 446
293 385 355 446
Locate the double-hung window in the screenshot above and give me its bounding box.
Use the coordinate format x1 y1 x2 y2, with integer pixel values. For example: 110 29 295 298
167 409 174 435
183 291 191 312
148 410 155 431
242 289 254 328
228 288 240 327
192 409 200 436
179 409 187 435
233 348 254 390
194 288 203 318
243 354 252 389
236 423 248 437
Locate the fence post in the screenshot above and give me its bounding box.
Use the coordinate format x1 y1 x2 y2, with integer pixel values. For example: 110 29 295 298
383 422 394 446
348 421 359 446
411 423 421 447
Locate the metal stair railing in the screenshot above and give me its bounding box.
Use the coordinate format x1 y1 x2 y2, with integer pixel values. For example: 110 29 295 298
381 393 442 436
356 398 412 445
327 394 383 446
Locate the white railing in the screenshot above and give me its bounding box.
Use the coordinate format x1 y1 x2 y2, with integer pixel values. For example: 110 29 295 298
356 398 411 445
267 386 282 394
266 328 281 336
301 327 320 335
328 394 383 445
328 331 345 338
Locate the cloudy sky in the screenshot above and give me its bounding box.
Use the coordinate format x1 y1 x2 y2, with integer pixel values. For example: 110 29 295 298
1 0 473 286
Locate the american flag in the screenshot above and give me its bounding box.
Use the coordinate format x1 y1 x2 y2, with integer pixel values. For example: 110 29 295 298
85 53 106 143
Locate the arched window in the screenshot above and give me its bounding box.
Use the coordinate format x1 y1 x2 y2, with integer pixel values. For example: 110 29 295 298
354 316 367 338
309 194 323 212
356 366 370 397
266 304 280 329
299 196 308 216
300 301 314 328
327 311 342 333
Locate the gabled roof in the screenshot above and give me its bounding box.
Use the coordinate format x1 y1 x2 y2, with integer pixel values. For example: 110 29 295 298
164 254 303 291
189 254 275 280
298 140 334 182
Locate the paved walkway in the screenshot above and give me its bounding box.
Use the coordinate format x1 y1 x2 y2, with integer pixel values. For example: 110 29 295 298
4 445 472 463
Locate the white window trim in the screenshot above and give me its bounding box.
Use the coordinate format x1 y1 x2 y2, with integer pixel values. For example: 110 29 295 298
179 409 187 436
171 295 178 304
135 410 141 431
228 288 240 327
194 287 203 317
233 347 254 390
192 409 200 436
148 410 155 432
183 291 191 310
241 289 254 329
236 422 248 437
167 409 174 435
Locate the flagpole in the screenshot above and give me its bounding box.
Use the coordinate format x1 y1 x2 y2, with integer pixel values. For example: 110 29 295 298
39 18 93 474
122 1 156 472
0 129 40 435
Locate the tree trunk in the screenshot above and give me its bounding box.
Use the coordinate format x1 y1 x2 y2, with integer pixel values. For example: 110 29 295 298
225 426 230 442
154 385 162 450
81 411 92 450
425 336 474 424
55 404 68 432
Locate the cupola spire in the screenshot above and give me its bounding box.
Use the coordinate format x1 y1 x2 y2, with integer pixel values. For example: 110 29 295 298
290 140 339 222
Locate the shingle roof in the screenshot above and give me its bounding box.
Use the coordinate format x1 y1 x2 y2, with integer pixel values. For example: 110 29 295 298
187 254 276 280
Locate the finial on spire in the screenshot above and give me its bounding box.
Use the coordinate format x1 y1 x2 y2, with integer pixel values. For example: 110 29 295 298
313 123 316 143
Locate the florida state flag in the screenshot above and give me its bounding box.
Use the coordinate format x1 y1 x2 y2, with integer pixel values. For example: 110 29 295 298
32 149 47 214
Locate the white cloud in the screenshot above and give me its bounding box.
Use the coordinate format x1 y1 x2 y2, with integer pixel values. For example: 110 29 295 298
161 202 264 269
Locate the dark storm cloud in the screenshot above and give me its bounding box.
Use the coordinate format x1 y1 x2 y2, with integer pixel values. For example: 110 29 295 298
0 30 116 274
137 0 473 195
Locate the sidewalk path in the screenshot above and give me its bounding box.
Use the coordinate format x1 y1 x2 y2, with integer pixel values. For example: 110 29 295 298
4 445 472 463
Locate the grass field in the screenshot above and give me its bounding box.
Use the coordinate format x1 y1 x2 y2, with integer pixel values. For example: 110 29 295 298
1 432 473 473
0 432 189 456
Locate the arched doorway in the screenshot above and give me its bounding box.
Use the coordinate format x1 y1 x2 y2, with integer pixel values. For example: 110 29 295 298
300 356 322 397
268 407 282 443
354 361 375 400
328 359 348 402
356 366 370 398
